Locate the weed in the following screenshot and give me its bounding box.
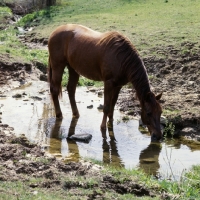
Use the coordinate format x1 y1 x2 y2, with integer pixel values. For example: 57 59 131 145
61 68 69 86
164 119 175 138
117 115 130 125
122 115 130 123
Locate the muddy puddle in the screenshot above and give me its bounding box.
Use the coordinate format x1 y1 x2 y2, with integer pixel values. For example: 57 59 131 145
1 81 200 180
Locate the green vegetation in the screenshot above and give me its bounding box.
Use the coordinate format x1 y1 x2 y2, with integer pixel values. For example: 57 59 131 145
1 0 200 84
0 26 48 64
159 165 200 199
164 120 175 137
163 108 180 116
18 0 200 53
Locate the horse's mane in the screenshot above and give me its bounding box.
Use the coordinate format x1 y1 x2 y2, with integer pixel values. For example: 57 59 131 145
99 31 151 100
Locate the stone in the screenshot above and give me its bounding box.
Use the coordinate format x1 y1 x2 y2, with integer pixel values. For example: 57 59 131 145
87 105 93 109
97 104 103 110
12 93 22 98
180 127 197 135
69 133 92 143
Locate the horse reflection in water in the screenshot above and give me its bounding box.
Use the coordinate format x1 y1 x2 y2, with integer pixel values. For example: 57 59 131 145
47 118 80 162
47 117 122 167
101 127 124 167
139 142 162 176
47 117 163 175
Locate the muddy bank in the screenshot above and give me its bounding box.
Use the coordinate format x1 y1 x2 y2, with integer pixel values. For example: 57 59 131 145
117 42 200 139
0 54 47 93
1 124 171 199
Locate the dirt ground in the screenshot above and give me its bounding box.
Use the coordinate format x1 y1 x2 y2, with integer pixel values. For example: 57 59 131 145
0 124 162 199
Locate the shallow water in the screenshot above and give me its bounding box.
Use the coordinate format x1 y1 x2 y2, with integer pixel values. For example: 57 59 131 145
1 81 200 180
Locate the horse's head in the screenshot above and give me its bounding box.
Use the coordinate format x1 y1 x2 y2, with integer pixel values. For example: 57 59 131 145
141 92 162 141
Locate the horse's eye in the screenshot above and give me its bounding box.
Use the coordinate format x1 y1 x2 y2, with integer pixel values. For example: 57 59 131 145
147 112 152 116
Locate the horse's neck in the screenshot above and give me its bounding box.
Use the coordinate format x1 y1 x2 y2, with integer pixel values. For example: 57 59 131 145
128 62 151 104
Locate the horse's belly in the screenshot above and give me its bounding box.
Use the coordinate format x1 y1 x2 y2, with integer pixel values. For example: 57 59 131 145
73 65 102 81
67 40 103 81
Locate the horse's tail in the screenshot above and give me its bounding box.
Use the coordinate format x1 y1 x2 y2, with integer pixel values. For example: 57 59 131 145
48 56 62 98
48 56 52 84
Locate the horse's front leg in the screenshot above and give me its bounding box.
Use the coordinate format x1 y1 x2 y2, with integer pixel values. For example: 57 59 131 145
67 67 80 118
101 80 114 130
107 86 122 128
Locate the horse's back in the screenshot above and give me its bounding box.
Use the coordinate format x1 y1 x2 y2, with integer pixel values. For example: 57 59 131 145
48 24 107 80
48 24 103 53
48 24 129 82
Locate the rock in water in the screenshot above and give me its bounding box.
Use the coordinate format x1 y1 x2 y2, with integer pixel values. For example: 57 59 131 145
69 133 92 143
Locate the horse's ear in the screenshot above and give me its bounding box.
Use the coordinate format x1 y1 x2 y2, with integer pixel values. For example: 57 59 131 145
156 93 162 100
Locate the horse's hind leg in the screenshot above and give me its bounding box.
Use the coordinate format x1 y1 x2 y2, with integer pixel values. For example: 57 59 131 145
50 64 65 119
67 66 80 118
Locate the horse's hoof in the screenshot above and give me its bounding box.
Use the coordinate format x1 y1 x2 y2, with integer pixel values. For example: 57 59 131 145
56 114 63 119
73 114 80 119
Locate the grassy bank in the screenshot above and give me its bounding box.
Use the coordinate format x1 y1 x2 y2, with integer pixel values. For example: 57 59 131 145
1 0 199 84
18 0 200 52
0 0 200 74
0 159 199 199
1 0 200 59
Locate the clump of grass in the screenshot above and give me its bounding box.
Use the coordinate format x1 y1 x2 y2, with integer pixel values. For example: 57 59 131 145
17 4 64 27
159 165 200 199
164 120 175 137
78 77 95 86
0 6 12 24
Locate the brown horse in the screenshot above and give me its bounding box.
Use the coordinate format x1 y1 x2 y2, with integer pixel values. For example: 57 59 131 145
48 24 163 141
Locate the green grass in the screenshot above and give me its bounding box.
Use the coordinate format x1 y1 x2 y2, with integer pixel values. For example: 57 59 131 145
0 6 11 19
1 0 200 80
22 0 200 53
104 163 200 199
159 165 200 199
0 26 48 64
163 108 180 116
